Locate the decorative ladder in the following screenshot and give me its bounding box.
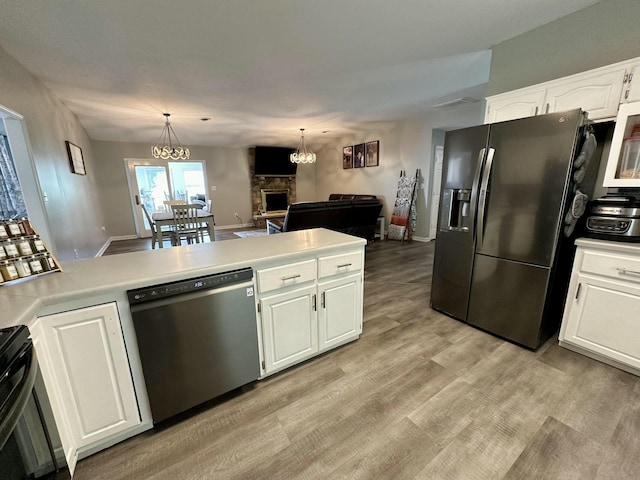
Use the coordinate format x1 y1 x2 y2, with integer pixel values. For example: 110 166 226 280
387 169 419 241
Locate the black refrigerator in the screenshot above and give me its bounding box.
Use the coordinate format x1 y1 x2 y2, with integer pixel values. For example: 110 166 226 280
430 109 599 349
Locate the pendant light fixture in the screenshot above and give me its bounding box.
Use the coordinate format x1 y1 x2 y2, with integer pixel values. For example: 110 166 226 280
152 113 191 160
290 128 316 164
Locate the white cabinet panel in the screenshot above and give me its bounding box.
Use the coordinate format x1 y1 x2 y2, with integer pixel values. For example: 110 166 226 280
562 276 640 369
318 274 362 352
256 259 316 293
560 242 640 375
544 69 626 120
37 303 140 450
260 285 318 373
622 64 640 103
485 90 545 123
317 251 362 278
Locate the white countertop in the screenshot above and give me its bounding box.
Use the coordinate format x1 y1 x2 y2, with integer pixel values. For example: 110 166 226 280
0 229 366 329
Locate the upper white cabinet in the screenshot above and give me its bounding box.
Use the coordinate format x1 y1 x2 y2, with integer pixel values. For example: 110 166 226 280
33 303 141 474
621 64 640 103
559 240 640 375
485 58 640 124
484 89 546 124
544 68 627 120
603 101 640 187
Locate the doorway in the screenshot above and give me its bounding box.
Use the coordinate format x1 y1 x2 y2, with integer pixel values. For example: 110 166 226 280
125 159 209 237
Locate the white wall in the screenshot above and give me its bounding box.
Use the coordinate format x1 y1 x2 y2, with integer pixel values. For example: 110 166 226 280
315 103 484 239
488 0 640 96
0 45 108 261
92 141 317 236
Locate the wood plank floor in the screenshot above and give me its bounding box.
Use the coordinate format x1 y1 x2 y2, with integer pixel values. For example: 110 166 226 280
66 237 640 480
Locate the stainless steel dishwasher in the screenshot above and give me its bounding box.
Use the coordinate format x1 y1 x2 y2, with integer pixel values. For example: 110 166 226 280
128 268 259 423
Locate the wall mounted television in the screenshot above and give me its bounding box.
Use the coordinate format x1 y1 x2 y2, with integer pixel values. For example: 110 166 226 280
254 146 297 177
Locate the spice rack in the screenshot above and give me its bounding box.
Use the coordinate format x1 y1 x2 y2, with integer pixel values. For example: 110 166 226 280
0 217 62 285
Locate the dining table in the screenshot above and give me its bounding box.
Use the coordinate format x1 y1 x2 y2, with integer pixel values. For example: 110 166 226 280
151 210 215 248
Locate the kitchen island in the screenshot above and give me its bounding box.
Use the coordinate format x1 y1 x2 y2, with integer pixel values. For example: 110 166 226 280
0 228 366 474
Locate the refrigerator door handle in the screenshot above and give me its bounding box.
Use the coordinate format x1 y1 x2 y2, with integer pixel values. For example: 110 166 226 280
469 148 486 240
476 147 495 248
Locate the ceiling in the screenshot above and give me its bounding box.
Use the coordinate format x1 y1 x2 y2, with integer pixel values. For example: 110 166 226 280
0 0 600 149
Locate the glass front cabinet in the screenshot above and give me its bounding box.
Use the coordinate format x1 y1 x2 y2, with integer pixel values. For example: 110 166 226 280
603 101 640 187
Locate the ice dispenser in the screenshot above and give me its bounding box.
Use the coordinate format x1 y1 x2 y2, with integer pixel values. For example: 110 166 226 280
439 188 472 231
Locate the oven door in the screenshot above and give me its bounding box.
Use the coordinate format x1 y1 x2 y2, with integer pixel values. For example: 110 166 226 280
0 341 62 479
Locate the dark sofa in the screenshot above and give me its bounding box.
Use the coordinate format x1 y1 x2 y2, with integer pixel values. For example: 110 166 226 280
267 194 383 241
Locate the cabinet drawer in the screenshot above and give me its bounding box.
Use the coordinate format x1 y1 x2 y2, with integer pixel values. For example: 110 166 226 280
257 259 317 293
318 251 362 278
581 250 640 284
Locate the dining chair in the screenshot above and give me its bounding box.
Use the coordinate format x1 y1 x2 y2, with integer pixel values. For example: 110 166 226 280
141 204 176 248
198 199 215 242
171 203 201 245
163 199 185 212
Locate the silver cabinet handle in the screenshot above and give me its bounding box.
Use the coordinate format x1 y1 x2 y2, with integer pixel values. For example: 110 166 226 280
337 263 352 268
281 274 301 281
617 268 640 277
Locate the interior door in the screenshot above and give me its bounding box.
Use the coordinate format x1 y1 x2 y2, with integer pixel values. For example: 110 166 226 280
125 159 208 237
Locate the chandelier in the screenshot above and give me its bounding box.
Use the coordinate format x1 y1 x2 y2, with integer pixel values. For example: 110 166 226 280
290 128 316 164
152 113 191 160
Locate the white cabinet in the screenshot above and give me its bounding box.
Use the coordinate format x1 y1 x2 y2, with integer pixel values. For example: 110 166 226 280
260 284 318 373
485 89 546 123
544 67 627 120
33 303 141 474
485 58 640 124
318 273 362 352
603 101 640 187
621 64 640 103
559 241 640 375
256 248 364 376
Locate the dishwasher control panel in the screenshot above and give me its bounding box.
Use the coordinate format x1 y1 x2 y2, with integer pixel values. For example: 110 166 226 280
127 267 253 305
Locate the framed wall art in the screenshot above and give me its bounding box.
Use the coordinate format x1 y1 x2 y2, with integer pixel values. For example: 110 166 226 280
65 141 86 175
353 143 365 168
365 140 379 167
343 146 353 169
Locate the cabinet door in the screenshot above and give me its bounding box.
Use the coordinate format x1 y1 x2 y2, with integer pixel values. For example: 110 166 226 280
544 68 626 120
561 274 640 370
37 303 141 451
260 285 318 374
603 101 640 187
485 90 546 123
621 64 640 104
318 274 362 352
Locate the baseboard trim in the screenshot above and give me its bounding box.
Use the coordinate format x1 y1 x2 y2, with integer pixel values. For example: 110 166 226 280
216 222 256 230
411 235 431 243
96 235 138 257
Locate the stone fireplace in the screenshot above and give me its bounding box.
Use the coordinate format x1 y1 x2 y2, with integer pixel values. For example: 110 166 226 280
249 148 296 226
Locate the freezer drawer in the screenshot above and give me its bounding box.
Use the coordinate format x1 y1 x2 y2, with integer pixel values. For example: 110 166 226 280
467 254 551 349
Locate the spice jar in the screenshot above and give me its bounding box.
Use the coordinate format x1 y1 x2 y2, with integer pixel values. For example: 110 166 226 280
45 254 57 271
29 256 43 274
32 237 46 253
0 245 6 261
0 261 19 281
4 242 19 258
7 221 22 237
20 218 34 236
14 259 31 278
0 223 8 239
17 239 33 256
39 255 52 272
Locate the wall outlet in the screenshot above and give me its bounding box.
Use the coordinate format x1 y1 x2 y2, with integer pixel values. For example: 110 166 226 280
211 185 217 191
101 226 106 232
